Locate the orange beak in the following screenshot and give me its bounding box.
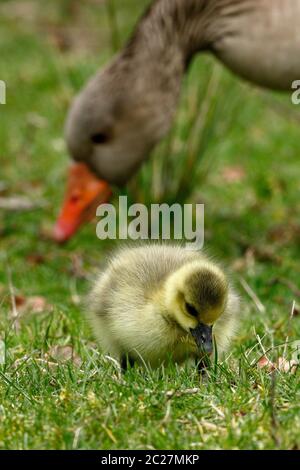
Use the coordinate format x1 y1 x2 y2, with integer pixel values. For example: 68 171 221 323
53 163 112 243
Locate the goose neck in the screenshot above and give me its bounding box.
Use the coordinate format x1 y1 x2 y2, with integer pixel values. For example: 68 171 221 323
124 0 211 69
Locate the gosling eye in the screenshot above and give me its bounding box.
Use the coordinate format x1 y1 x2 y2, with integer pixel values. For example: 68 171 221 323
91 132 110 145
185 302 198 317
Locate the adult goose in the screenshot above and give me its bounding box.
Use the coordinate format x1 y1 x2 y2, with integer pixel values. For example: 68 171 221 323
54 0 300 241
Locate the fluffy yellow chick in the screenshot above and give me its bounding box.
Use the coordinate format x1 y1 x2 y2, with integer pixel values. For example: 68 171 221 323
87 244 239 369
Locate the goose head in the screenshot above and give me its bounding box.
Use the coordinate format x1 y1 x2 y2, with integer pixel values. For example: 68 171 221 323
54 53 181 242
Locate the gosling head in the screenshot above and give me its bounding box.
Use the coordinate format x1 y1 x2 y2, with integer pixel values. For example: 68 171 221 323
164 262 229 355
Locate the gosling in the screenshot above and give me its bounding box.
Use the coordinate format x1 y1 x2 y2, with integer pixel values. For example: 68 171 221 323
87 244 239 369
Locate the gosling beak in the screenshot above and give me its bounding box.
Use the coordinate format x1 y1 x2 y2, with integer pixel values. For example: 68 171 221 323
53 163 112 243
190 323 213 355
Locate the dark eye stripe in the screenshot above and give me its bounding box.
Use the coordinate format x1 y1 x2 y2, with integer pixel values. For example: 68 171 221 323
185 302 198 317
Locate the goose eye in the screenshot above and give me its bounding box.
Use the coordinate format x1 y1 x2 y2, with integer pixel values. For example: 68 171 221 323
185 302 198 317
91 132 109 144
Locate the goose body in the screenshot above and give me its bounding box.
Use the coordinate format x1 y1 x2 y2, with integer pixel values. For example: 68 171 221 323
54 0 300 241
212 0 300 90
87 244 239 368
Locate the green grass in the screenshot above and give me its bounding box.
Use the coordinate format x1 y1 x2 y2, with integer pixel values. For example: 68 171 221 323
0 0 299 450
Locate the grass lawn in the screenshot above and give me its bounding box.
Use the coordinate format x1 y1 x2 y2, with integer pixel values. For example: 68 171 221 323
0 0 299 450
